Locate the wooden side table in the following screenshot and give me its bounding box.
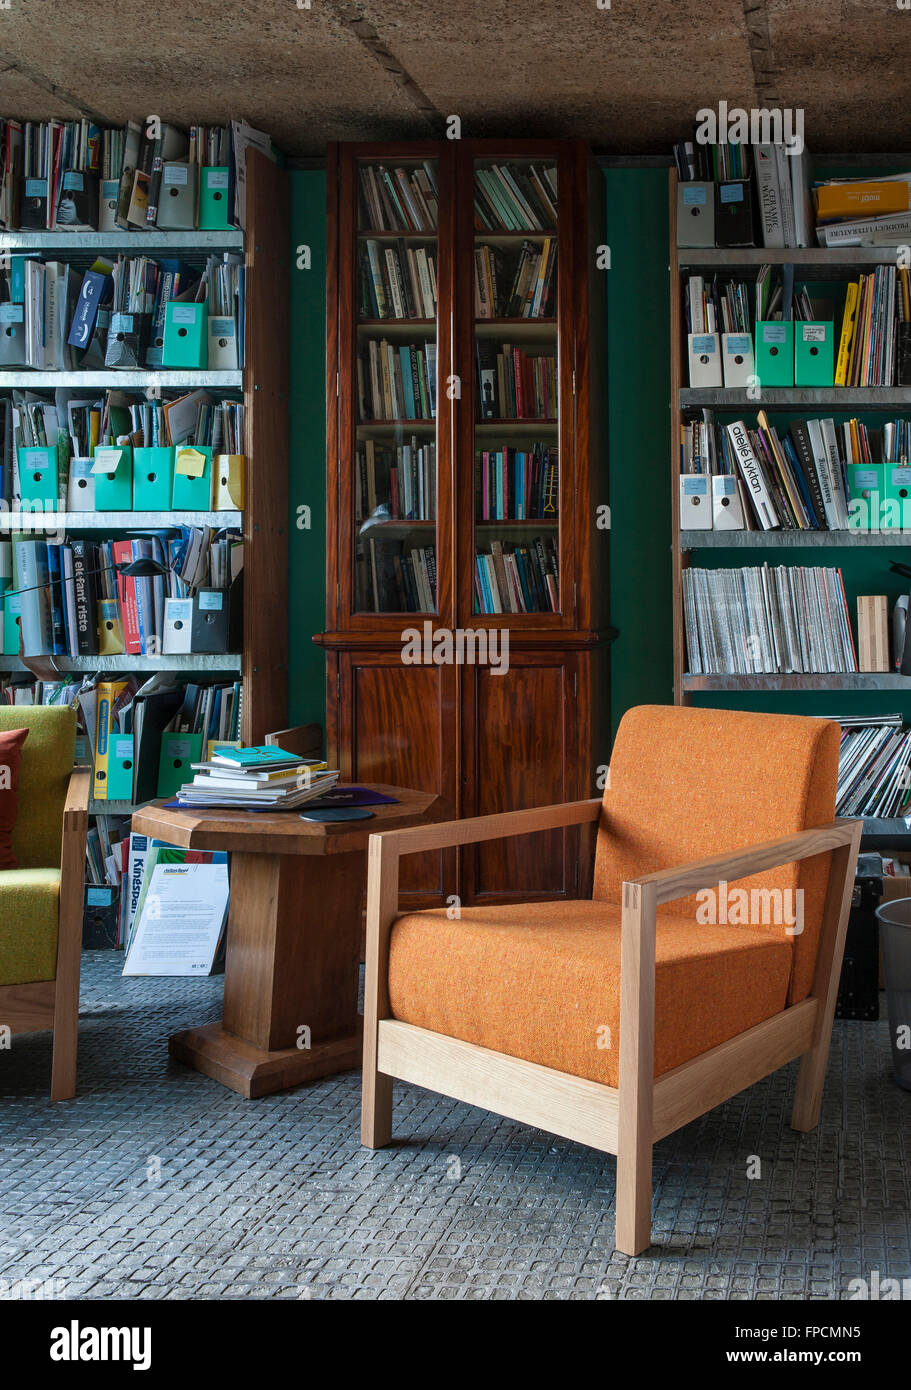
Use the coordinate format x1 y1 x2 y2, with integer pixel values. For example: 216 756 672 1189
131 785 440 1098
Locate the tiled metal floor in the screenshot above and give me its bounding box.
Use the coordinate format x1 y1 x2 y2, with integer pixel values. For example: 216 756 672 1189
1 951 909 1300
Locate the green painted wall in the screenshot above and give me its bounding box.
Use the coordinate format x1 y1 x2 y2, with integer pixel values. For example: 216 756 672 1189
287 170 328 731
603 168 674 737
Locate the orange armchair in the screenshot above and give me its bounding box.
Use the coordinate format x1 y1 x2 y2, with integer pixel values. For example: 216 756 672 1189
361 705 861 1255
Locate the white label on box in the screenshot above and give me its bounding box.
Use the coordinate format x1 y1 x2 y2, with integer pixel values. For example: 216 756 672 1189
199 591 223 611
802 325 826 343
208 170 229 190
164 164 189 186
171 304 198 325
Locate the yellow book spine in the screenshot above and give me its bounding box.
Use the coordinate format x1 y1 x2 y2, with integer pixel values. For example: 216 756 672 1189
835 282 859 387
93 679 127 800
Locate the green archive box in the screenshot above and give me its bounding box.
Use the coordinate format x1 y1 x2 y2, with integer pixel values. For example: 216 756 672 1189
754 321 794 388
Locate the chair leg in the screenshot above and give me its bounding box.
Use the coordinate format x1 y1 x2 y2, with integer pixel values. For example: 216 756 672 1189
615 1132 653 1256
361 1068 394 1149
50 981 78 1102
790 836 860 1134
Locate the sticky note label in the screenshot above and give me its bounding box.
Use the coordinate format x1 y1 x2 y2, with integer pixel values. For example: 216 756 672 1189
691 335 717 354
24 179 47 198
725 334 751 353
761 324 788 344
87 887 113 907
111 313 134 334
164 164 189 186
92 447 123 475
890 468 911 486
171 304 198 325
852 470 878 489
0 303 23 324
207 169 229 190
683 477 709 496
802 325 826 343
113 737 133 762
199 591 223 611
720 182 744 203
63 171 84 191
714 476 738 496
209 318 235 336
683 186 707 206
176 448 207 478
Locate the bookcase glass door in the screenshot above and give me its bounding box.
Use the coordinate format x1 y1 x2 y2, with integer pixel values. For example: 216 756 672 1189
354 155 440 616
472 155 561 617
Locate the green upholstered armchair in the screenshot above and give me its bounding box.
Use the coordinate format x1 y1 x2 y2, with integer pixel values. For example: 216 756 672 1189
0 705 90 1100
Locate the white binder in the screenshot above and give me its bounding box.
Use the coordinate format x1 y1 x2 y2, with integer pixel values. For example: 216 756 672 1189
162 597 194 654
156 163 197 231
722 332 755 388
66 457 96 512
676 181 715 248
679 474 712 529
207 316 239 369
97 179 120 233
712 474 745 530
687 332 723 388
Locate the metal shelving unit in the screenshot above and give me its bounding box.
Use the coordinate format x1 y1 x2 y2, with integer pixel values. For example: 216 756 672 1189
0 230 245 253
0 370 242 389
682 673 911 692
0 510 242 531
680 529 911 550
680 387 911 408
0 654 242 673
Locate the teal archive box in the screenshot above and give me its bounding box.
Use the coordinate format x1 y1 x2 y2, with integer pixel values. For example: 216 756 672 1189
883 463 911 530
18 446 59 507
162 302 207 369
198 166 232 230
754 321 794 387
157 731 203 798
133 447 175 511
2 590 22 655
794 321 834 387
847 462 884 529
92 444 133 510
107 735 135 801
171 445 213 510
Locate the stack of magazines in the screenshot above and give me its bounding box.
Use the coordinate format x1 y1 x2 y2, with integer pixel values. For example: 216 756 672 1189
834 715 911 820
175 745 339 810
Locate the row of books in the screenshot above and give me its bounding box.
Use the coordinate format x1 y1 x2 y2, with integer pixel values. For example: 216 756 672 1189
839 268 909 388
355 438 436 522
358 162 439 233
476 444 559 520
475 538 559 614
474 163 557 233
0 116 273 232
682 565 857 674
85 673 244 805
476 343 557 419
673 133 812 248
474 239 557 320
1 529 242 658
86 813 130 889
357 339 438 421
836 718 911 819
3 251 244 373
359 240 437 321
681 411 911 531
358 538 437 613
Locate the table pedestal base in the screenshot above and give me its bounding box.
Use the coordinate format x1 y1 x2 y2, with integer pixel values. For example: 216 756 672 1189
169 1020 363 1099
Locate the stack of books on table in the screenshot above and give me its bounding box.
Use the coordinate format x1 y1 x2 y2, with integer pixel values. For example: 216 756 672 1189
175 744 339 809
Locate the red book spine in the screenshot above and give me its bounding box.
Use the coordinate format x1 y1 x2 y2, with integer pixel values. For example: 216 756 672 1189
113 540 141 654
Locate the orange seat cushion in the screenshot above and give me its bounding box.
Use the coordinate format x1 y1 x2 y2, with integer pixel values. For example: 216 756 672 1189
388 899 793 1087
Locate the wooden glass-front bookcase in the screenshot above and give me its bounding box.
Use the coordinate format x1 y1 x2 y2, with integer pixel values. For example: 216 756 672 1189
318 140 610 908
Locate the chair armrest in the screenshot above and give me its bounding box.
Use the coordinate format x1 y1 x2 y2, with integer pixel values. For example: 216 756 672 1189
625 818 863 908
63 765 91 836
368 798 602 859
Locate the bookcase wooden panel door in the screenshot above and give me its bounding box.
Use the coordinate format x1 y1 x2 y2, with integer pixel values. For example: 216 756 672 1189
334 649 457 907
321 140 608 906
459 649 586 904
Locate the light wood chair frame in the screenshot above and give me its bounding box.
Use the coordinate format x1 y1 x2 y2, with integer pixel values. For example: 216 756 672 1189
361 797 862 1255
0 765 90 1101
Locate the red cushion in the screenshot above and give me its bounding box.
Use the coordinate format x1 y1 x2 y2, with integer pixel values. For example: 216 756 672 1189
0 727 29 869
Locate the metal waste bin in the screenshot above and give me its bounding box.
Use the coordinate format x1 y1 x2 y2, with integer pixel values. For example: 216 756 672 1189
874 896 911 1091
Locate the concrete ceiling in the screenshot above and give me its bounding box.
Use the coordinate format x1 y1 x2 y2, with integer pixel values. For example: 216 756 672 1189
0 0 906 156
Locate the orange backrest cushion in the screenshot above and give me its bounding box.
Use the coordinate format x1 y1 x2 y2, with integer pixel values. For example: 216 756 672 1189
592 705 841 1004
